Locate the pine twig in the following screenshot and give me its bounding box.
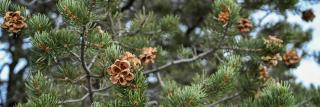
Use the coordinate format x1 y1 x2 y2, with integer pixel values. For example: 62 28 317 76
144 49 215 74
80 26 94 103
221 47 262 52
69 51 81 61
206 92 241 107
92 85 113 92
88 55 98 69
58 93 90 104
156 72 165 87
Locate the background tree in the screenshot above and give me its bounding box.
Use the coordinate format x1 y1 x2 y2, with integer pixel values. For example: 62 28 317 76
0 0 320 107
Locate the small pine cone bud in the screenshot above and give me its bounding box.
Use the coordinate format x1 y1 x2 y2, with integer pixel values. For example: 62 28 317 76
140 47 157 64
1 11 27 33
258 65 268 81
261 53 282 66
302 9 315 22
237 18 253 33
283 50 300 66
38 44 51 53
263 35 283 48
217 7 230 24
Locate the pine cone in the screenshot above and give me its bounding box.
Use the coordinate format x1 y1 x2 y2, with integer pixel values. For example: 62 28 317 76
283 50 300 66
120 52 141 67
261 53 282 66
139 47 157 64
302 9 315 22
218 7 230 24
263 35 283 48
1 11 27 33
259 65 268 81
237 18 253 33
107 59 134 85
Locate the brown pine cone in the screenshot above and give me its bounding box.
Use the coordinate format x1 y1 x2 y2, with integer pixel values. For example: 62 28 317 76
302 9 315 22
139 47 157 64
259 65 268 81
263 35 283 48
237 18 253 33
283 50 300 66
218 7 230 24
261 53 282 66
107 59 134 85
120 52 141 67
1 11 27 33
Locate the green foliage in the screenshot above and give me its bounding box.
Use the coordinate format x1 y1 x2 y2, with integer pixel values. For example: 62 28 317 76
91 102 103 107
206 0 241 31
26 14 53 35
16 94 58 107
160 15 180 33
0 0 10 16
204 55 241 100
113 68 147 107
130 12 158 35
162 80 206 107
25 72 53 98
257 81 295 106
8 0 317 107
243 80 295 107
57 0 91 25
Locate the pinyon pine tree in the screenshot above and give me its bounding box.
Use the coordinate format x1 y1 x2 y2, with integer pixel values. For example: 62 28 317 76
0 0 320 107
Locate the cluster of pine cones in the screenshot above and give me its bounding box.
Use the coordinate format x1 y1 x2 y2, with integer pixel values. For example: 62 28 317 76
106 48 157 85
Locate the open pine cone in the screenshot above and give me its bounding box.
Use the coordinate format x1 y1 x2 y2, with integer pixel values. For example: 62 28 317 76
263 35 283 48
283 50 300 66
140 47 157 64
302 9 315 22
107 59 134 85
1 11 27 33
237 18 253 33
120 52 141 67
261 53 282 66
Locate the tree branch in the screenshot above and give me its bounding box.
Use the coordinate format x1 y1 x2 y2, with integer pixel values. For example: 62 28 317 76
80 26 94 103
58 93 90 104
206 92 241 107
88 55 98 69
144 49 215 74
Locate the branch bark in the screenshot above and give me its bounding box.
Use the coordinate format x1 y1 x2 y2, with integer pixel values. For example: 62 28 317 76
206 92 241 107
144 49 215 74
80 26 94 104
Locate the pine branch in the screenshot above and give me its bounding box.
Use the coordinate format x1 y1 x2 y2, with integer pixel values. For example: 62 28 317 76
69 51 81 61
58 93 90 104
144 49 215 74
92 85 113 92
88 55 98 69
58 86 112 104
296 98 313 107
156 72 165 87
80 26 94 104
206 92 241 107
221 47 262 52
